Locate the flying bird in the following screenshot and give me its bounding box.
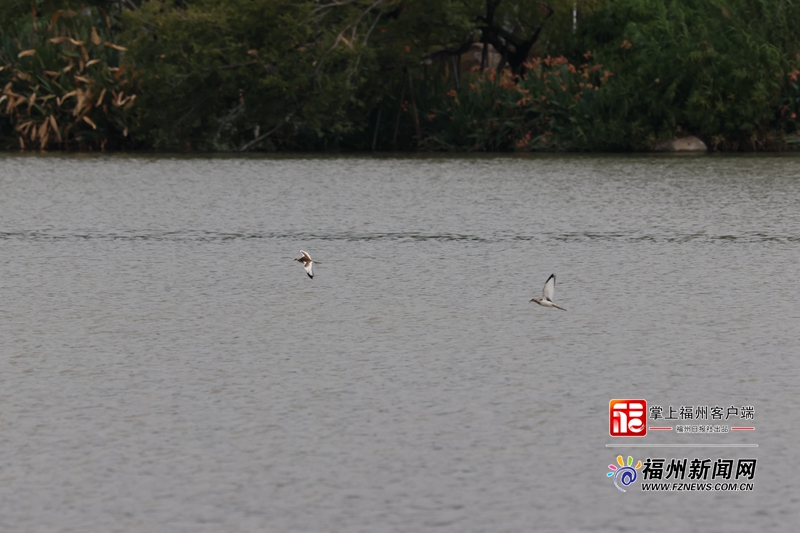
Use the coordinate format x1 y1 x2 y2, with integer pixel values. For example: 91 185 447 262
530 274 566 311
294 250 321 279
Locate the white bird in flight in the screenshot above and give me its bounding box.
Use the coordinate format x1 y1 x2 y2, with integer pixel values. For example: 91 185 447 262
294 250 321 279
530 274 566 311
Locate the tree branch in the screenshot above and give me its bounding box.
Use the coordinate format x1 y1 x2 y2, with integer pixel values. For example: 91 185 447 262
239 111 296 152
421 38 475 64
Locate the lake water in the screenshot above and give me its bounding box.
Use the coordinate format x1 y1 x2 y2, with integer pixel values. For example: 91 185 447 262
1 153 798 532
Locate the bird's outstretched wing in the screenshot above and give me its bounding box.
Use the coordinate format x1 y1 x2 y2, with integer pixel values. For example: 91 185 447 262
542 274 556 302
304 261 314 278
299 250 312 261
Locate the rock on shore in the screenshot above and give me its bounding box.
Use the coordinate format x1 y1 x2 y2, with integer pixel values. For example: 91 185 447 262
654 136 708 152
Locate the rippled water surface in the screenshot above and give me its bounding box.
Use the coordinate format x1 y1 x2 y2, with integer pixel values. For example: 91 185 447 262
1 154 799 532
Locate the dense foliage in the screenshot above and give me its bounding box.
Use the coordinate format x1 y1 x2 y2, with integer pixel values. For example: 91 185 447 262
0 1 136 149
567 0 800 150
1 0 799 151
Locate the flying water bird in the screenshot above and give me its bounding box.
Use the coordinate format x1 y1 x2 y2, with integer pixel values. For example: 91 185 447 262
294 250 321 279
530 274 566 311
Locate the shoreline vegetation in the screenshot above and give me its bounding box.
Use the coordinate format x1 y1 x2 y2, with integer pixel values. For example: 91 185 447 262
1 0 799 153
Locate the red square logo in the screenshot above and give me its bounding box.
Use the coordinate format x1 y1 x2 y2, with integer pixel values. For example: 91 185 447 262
609 399 647 437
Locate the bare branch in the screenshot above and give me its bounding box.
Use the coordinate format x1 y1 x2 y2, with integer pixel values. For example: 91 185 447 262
363 10 383 44
311 0 362 15
239 111 296 152
315 0 385 75
422 38 475 64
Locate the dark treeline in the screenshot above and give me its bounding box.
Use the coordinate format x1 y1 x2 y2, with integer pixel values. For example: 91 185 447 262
1 0 799 151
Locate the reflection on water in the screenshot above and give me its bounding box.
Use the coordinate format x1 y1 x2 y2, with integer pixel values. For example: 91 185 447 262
0 154 798 532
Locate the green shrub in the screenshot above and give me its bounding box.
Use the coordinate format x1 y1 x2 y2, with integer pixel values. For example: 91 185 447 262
425 54 613 151
560 0 800 150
